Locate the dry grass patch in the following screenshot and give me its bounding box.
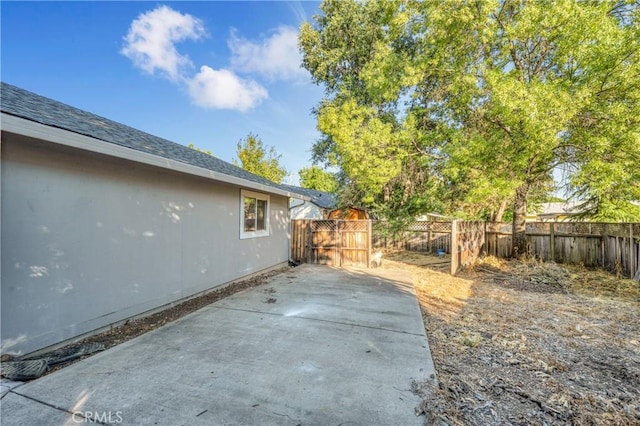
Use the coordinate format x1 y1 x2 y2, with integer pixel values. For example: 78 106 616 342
383 251 640 425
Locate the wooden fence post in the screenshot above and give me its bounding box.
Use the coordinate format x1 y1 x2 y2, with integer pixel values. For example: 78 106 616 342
451 220 458 276
336 220 341 267
306 220 312 264
367 219 372 268
483 221 487 256
550 222 555 262
630 224 635 279
615 236 620 273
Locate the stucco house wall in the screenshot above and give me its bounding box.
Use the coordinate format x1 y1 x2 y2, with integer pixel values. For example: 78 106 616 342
0 83 302 355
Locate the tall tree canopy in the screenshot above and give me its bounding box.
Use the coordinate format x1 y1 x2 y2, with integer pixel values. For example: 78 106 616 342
300 0 640 254
233 133 288 184
299 165 339 193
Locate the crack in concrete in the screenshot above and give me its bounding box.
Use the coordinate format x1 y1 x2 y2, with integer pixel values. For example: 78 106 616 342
9 389 107 424
216 306 425 337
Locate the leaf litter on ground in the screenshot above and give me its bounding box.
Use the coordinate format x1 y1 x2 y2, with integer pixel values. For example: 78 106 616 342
383 251 640 425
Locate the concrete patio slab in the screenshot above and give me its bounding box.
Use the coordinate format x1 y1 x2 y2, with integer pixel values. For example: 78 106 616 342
1 265 435 425
1 379 24 398
216 266 427 335
0 392 89 425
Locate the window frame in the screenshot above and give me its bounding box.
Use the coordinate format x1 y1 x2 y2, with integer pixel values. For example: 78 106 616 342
240 189 270 239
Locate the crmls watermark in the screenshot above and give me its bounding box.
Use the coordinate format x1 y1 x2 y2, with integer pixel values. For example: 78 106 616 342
72 411 123 424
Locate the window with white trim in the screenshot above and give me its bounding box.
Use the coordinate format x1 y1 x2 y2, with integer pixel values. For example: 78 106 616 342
240 189 270 239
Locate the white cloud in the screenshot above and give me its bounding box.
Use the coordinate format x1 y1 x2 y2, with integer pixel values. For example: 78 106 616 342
121 5 205 81
188 66 268 111
229 26 307 81
121 5 290 111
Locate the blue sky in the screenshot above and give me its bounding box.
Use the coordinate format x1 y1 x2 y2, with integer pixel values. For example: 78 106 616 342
1 1 324 184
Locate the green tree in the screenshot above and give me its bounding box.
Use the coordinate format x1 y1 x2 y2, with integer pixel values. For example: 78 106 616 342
413 0 639 252
233 133 288 184
298 166 339 193
301 0 438 215
301 0 640 255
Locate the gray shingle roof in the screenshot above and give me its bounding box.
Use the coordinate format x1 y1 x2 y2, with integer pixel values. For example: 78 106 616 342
0 82 305 197
280 184 337 209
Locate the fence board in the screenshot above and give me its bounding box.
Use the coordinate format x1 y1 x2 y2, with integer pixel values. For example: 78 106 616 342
340 220 371 267
290 220 309 263
451 220 485 275
484 221 639 279
291 219 371 267
311 220 339 265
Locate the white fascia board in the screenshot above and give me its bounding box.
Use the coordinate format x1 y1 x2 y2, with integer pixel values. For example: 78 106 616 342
1 113 310 201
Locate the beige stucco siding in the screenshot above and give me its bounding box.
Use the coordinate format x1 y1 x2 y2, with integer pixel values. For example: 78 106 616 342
1 133 290 355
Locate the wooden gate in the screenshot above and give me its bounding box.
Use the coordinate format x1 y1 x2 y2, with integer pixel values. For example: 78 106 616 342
291 219 372 267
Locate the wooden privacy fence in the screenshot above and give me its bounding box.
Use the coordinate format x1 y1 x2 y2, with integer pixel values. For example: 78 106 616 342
373 220 485 275
291 219 372 267
293 219 639 279
371 220 484 275
485 222 640 280
372 221 452 253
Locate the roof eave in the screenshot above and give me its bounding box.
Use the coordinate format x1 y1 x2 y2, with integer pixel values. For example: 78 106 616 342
1 113 310 201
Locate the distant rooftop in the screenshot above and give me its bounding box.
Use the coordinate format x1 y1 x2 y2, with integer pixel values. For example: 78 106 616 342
536 202 583 216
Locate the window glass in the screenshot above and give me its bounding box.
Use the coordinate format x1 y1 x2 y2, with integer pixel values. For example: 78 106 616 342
257 199 266 230
244 197 256 232
240 190 270 239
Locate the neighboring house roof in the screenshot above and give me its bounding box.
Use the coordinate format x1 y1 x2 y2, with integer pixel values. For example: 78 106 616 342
281 185 337 209
0 82 308 200
536 202 583 216
416 212 451 221
528 201 586 221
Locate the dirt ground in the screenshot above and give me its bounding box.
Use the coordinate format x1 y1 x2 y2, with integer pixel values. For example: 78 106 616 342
382 251 640 425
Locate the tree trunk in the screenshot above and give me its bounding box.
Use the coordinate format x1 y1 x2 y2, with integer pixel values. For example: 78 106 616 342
491 200 508 222
383 184 391 202
512 184 529 257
